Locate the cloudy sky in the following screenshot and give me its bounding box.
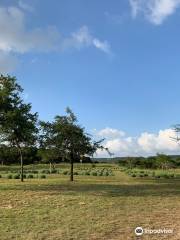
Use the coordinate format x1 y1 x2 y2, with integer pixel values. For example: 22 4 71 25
1 0 180 157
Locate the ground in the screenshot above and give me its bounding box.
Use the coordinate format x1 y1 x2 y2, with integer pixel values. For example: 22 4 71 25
0 164 179 240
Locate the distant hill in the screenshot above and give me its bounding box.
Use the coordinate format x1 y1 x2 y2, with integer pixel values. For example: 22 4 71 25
92 155 180 163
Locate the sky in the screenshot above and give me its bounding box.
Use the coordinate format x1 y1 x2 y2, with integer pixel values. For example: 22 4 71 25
1 0 180 157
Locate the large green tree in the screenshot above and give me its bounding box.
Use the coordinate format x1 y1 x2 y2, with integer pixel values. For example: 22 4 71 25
40 107 109 181
0 75 38 181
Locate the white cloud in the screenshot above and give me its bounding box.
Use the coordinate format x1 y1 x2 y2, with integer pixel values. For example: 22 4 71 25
18 0 34 12
95 127 126 139
129 0 180 25
0 5 111 73
95 128 180 157
65 26 112 54
0 51 18 73
129 0 142 18
0 6 60 53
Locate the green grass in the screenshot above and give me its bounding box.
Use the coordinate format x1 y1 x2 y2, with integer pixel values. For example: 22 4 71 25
124 167 180 179
0 165 180 239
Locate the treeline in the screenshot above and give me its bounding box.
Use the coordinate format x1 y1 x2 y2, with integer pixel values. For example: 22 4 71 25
117 154 180 169
93 155 180 169
0 145 92 165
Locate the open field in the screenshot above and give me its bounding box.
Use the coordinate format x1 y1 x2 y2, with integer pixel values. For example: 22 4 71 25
0 164 180 240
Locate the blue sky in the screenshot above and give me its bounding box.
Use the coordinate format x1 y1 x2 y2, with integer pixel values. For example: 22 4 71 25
1 0 180 156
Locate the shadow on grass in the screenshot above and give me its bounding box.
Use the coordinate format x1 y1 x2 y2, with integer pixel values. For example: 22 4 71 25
0 179 180 197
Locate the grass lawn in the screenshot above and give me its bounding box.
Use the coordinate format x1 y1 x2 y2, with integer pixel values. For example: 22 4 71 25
0 165 180 240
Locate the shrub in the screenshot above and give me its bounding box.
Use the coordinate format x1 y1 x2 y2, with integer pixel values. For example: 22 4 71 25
0 175 2 178
62 170 69 175
51 169 58 174
139 174 144 177
73 172 78 175
131 174 136 177
41 169 50 174
27 174 34 179
7 174 12 179
40 175 46 179
98 171 103 176
104 172 109 176
13 174 20 179
91 171 97 176
163 174 170 179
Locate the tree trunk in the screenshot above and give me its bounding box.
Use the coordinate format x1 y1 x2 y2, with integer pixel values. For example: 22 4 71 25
70 153 74 181
49 162 52 174
19 147 23 182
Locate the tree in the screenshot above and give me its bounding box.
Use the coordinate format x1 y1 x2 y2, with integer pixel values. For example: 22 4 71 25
156 153 171 170
0 75 38 181
40 107 109 181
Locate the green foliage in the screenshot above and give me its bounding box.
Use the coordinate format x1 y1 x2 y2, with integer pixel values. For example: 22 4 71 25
39 107 109 181
41 169 50 174
13 174 20 179
40 175 46 179
27 174 34 179
0 75 38 147
118 154 179 169
126 168 178 179
62 170 69 175
156 153 172 170
0 75 38 182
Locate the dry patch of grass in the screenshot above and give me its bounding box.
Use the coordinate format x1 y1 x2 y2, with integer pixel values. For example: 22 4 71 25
0 170 179 239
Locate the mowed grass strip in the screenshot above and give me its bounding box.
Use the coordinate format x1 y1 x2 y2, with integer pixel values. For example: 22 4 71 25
0 169 180 240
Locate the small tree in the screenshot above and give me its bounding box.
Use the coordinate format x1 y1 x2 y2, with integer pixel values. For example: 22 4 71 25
156 153 171 170
40 107 109 181
0 75 38 181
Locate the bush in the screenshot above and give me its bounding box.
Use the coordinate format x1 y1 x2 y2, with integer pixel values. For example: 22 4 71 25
13 174 20 179
91 171 98 176
131 174 136 177
0 175 2 178
103 172 109 176
40 175 46 179
62 170 69 175
51 169 58 174
7 174 12 179
73 172 78 175
27 174 34 179
163 174 170 179
41 169 50 174
97 171 103 176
